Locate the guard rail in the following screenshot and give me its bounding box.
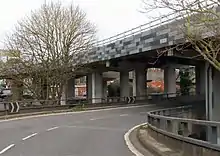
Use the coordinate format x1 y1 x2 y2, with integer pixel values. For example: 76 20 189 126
147 105 220 155
0 92 201 116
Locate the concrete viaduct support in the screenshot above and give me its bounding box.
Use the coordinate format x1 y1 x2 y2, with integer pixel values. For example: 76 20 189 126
120 71 129 99
87 72 104 103
61 78 75 105
196 64 206 95
205 62 220 144
103 80 108 99
86 74 92 101
134 66 147 100
164 66 176 97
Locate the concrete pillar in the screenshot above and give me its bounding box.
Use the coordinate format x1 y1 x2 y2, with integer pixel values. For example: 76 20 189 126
205 63 220 144
205 62 213 121
66 78 75 99
61 78 75 105
135 67 147 100
132 71 136 96
212 67 220 122
164 66 176 97
86 74 92 102
196 65 205 95
103 80 108 99
120 71 129 99
91 72 103 103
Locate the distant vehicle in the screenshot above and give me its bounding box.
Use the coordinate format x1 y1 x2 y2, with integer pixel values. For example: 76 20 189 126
0 88 12 99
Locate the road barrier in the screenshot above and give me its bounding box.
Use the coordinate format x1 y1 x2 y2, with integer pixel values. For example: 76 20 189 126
147 104 220 156
0 92 201 117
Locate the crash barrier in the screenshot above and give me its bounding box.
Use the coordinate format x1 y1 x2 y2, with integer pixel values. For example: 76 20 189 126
147 105 220 156
0 92 202 116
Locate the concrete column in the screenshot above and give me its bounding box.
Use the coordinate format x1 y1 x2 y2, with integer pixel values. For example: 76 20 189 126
196 65 205 95
103 80 108 99
91 72 103 103
120 71 129 99
66 78 75 99
164 66 176 97
61 78 75 105
212 67 220 122
205 62 213 121
135 67 147 100
132 71 136 96
205 63 220 144
86 74 92 102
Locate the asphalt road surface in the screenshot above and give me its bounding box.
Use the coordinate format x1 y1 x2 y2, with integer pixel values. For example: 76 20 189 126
0 104 163 156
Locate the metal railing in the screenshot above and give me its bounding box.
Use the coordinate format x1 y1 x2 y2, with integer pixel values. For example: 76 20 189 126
93 2 218 48
147 105 220 152
93 12 182 47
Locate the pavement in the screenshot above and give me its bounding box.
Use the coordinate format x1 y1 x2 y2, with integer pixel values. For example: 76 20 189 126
0 103 164 156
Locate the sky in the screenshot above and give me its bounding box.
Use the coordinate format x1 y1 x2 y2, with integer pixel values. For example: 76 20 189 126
0 0 150 48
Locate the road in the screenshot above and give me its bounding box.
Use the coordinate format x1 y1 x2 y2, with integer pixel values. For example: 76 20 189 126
0 104 163 156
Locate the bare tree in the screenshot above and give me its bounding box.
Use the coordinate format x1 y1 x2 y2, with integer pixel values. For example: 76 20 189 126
4 1 96 102
142 0 220 71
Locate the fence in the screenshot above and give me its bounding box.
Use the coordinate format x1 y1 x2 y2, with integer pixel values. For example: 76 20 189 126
147 105 220 155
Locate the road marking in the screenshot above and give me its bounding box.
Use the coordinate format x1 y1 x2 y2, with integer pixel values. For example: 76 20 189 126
124 123 146 156
47 126 59 131
0 144 15 155
22 133 38 141
89 117 105 120
65 125 127 131
120 114 129 117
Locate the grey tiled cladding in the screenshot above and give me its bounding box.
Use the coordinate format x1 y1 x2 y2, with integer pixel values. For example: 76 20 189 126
77 19 185 64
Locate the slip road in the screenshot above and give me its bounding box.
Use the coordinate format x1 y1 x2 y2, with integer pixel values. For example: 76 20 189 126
0 104 162 156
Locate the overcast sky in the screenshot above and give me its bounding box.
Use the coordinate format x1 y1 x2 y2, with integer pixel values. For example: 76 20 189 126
0 0 150 48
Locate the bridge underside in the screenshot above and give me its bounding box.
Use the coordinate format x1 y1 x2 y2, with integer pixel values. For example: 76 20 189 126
77 47 204 76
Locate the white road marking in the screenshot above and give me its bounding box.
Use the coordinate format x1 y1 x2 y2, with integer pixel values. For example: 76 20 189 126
124 123 146 156
0 104 155 123
65 125 127 131
0 144 15 155
120 114 129 117
47 126 59 131
22 133 38 141
90 117 103 120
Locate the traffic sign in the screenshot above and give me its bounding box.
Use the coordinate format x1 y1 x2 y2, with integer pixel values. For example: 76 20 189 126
125 96 136 104
8 102 20 113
